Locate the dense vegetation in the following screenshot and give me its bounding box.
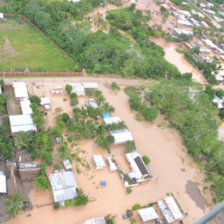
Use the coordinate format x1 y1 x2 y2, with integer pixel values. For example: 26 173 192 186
144 80 224 203
0 0 184 80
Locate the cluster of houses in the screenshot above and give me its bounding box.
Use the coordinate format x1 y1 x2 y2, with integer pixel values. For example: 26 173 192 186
81 196 183 224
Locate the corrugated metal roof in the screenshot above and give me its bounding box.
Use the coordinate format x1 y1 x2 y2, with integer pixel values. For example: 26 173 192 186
49 171 78 203
20 99 33 115
40 97 50 105
165 197 183 220
83 82 99 89
81 217 106 224
70 83 85 96
13 82 28 99
109 129 133 144
138 207 159 222
92 155 105 169
104 117 122 125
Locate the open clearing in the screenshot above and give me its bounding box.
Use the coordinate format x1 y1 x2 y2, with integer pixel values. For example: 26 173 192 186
5 77 212 224
0 17 79 72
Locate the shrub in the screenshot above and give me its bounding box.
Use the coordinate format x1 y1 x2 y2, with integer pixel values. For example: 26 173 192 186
125 140 136 153
111 82 120 91
70 93 79 106
65 84 72 94
30 95 41 106
131 218 136 223
34 176 50 190
64 200 70 207
54 164 61 170
72 189 89 206
126 188 132 194
140 106 157 121
53 202 60 210
132 203 141 210
142 155 150 165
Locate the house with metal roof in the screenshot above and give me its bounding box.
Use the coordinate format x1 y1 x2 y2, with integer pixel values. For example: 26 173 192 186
138 207 159 222
126 151 152 183
13 82 28 100
158 197 183 223
49 170 78 203
20 99 33 115
109 129 133 144
92 155 106 169
83 82 99 89
9 114 37 134
70 83 85 96
103 117 122 125
81 217 106 224
0 13 4 20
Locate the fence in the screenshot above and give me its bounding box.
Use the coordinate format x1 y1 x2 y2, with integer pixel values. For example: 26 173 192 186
2 13 83 76
0 71 83 76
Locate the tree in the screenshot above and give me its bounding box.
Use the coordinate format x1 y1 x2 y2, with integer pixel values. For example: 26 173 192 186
30 95 41 105
142 155 150 165
140 106 158 121
72 189 89 206
125 140 136 153
4 193 25 217
111 82 120 91
160 6 167 14
34 176 50 190
14 132 33 150
70 93 79 106
65 84 73 94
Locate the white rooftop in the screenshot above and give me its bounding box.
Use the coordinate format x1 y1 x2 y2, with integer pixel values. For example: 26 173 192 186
70 83 85 96
165 197 183 220
138 207 159 222
104 117 122 125
0 173 7 193
92 155 105 169
20 99 33 115
9 114 37 134
63 159 72 170
81 217 106 224
49 171 78 203
40 97 50 105
109 129 133 144
83 82 99 89
0 13 4 19
13 82 28 99
107 157 118 172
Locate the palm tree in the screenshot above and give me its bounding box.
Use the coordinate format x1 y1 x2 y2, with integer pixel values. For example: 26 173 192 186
4 193 25 217
14 132 33 149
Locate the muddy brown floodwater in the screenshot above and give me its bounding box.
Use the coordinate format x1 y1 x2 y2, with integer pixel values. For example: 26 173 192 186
6 78 212 224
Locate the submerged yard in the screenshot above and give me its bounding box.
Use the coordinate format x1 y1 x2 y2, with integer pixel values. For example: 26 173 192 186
0 17 80 72
4 77 212 224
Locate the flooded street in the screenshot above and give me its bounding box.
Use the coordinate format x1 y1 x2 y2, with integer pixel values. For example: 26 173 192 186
6 78 212 224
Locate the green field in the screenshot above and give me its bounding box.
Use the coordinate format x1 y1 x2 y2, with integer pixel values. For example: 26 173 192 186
0 17 80 72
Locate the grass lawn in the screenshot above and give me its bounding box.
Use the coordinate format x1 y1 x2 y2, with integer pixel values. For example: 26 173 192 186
0 17 80 72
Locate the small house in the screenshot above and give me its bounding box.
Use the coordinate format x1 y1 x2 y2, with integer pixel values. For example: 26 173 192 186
83 82 99 89
0 171 7 194
20 99 33 115
70 83 85 96
40 97 50 110
89 99 98 109
158 197 183 223
103 117 122 125
49 170 78 203
9 114 37 134
109 129 133 144
81 217 106 224
126 151 152 183
51 87 64 94
138 207 159 222
13 82 28 100
63 159 72 170
106 157 118 172
92 155 105 169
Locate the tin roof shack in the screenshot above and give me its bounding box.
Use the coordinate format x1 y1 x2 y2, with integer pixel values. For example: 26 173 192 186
92 155 106 169
63 159 72 170
201 21 209 29
40 97 51 110
49 170 78 204
173 28 193 36
13 82 28 100
158 197 183 223
0 171 7 194
177 19 193 27
20 99 33 115
183 42 193 50
126 151 152 184
191 10 204 18
106 157 118 172
211 20 221 30
70 83 85 96
138 207 159 222
9 114 37 134
81 217 106 224
83 82 99 89
51 87 64 94
103 117 122 125
109 129 133 144
213 96 224 109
